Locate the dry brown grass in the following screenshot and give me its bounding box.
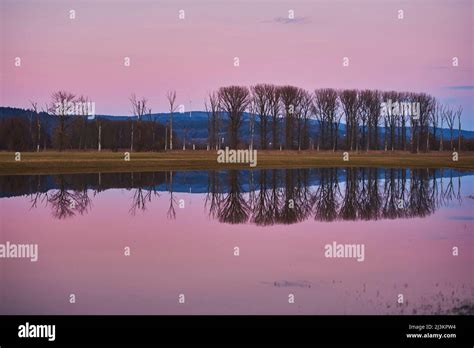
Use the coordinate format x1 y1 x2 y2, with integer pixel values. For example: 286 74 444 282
0 150 473 175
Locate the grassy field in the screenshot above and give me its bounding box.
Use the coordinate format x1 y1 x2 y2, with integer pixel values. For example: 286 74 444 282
0 150 473 175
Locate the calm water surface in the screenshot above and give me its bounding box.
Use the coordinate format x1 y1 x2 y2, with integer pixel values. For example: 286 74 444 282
0 168 473 314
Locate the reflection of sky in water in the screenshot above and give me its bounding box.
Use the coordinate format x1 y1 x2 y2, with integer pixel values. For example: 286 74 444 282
0 170 473 315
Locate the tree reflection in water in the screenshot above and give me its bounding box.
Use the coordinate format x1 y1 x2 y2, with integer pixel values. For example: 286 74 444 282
0 168 467 223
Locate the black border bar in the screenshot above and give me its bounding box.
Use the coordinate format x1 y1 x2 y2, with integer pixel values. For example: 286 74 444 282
0 315 472 347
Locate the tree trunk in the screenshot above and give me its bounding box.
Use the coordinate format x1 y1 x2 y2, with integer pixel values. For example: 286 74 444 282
36 117 41 152
152 123 156 150
440 132 443 151
346 120 351 150
351 120 356 151
374 121 378 150
450 129 453 151
170 113 173 150
59 116 64 152
391 123 394 151
138 119 142 151
458 119 461 152
402 120 406 151
426 131 429 152
98 123 102 152
130 122 134 152
366 120 371 152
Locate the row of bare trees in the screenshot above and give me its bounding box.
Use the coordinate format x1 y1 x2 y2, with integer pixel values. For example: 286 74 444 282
0 87 469 152
48 90 177 152
206 85 466 152
0 91 177 152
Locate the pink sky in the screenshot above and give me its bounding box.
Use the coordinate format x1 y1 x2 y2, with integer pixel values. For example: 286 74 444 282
1 0 473 127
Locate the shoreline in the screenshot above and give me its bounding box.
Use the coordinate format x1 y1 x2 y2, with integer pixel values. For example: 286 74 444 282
1 150 473 175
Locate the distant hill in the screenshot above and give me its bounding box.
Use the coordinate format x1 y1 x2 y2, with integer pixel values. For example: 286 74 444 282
1 106 474 143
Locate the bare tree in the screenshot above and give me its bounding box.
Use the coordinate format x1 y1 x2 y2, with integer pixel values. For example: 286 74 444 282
75 95 96 151
248 97 256 150
313 94 324 151
49 91 76 151
29 100 41 152
381 91 399 151
439 105 444 151
431 101 443 151
298 89 313 150
166 90 177 150
267 85 281 149
148 108 157 150
397 92 409 151
339 89 360 151
251 84 272 149
411 93 435 152
408 93 417 152
97 118 102 152
359 90 379 151
358 91 370 151
333 108 343 151
75 95 87 149
41 103 49 150
165 121 168 150
444 106 457 151
359 90 380 151
205 92 220 150
218 86 251 148
456 106 463 152
280 86 301 149
327 89 340 151
129 93 148 151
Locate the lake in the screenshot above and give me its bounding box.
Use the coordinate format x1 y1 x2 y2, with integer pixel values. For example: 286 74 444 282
0 167 472 314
